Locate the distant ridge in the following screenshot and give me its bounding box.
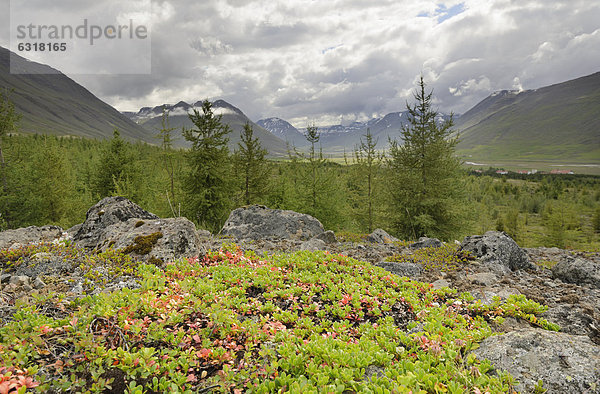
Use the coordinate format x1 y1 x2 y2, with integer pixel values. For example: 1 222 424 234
455 72 600 162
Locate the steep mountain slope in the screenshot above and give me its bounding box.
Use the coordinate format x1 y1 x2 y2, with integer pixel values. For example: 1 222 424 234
455 72 600 162
126 100 289 156
256 117 306 148
0 46 152 142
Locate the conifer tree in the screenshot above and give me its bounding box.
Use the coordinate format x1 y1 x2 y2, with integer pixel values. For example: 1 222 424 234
387 77 464 240
0 89 21 227
234 122 270 205
157 109 178 201
351 128 383 232
91 129 134 198
287 124 345 229
183 100 232 231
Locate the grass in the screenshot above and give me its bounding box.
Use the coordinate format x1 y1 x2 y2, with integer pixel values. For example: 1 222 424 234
0 243 561 393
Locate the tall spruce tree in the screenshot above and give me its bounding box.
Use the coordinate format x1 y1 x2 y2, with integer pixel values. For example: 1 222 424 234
183 99 232 231
387 76 464 240
351 128 383 232
234 122 269 205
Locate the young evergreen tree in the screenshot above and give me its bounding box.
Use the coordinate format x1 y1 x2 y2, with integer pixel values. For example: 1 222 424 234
183 99 232 231
350 128 383 232
91 129 135 198
287 125 345 229
157 109 178 202
234 122 270 205
387 76 465 240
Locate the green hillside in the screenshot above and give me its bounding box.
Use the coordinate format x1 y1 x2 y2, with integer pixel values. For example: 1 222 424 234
0 46 153 142
455 72 600 163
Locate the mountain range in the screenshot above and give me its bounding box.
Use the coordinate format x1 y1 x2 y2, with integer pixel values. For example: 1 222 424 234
1 46 598 163
123 100 289 156
257 112 453 154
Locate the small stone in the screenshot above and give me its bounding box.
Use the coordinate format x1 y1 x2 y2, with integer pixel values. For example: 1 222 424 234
31 252 53 261
367 229 398 244
300 239 327 251
410 237 443 249
467 272 498 287
0 274 11 284
431 279 451 289
374 262 423 278
33 277 46 289
9 275 31 286
71 282 83 295
314 230 337 244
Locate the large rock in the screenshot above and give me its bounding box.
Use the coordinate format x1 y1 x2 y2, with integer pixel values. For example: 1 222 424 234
72 197 202 263
0 225 63 249
410 237 443 249
552 257 600 289
366 229 398 244
473 329 600 393
221 205 324 241
459 231 534 274
73 196 158 249
94 217 202 264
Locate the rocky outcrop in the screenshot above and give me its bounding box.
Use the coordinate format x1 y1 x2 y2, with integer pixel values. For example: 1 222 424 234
92 217 203 264
0 225 64 249
366 229 398 244
71 197 202 264
221 205 324 241
459 231 534 275
409 237 443 249
552 257 600 289
473 329 600 393
73 196 159 249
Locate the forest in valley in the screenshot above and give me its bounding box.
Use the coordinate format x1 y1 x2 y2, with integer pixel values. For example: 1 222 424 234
0 130 598 250
0 85 598 250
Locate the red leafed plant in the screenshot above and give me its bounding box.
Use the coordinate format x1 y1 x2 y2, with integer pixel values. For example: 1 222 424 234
0 367 39 394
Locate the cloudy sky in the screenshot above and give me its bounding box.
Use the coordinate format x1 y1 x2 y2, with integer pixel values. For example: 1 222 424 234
2 0 600 127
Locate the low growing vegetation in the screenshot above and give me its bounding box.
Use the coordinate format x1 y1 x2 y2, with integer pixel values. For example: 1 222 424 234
0 245 558 393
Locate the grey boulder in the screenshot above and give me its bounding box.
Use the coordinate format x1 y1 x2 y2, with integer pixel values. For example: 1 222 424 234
366 229 398 244
459 231 534 274
552 257 600 289
221 205 324 241
73 196 158 249
473 328 600 393
89 217 202 264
